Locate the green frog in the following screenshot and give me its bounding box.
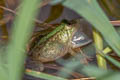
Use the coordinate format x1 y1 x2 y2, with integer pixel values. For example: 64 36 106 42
27 19 92 71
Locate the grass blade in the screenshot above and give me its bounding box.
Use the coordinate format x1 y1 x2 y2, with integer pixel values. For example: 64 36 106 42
6 0 40 80
25 69 67 80
93 29 107 69
63 0 120 56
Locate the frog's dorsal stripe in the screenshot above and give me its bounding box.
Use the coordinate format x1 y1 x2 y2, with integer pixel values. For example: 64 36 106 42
38 23 66 45
30 23 66 54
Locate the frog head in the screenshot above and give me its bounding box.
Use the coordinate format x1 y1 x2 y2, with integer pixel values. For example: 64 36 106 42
69 19 92 48
71 30 92 48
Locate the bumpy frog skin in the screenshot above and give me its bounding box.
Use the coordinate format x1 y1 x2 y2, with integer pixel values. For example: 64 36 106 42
28 19 92 71
30 24 77 62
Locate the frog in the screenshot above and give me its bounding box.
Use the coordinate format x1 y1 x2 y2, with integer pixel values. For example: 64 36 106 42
27 19 92 71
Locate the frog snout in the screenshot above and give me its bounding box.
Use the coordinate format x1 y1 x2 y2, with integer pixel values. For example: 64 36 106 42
71 31 92 48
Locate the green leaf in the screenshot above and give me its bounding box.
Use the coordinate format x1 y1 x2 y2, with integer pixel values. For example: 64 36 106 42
63 0 120 56
5 0 40 80
25 69 67 80
93 29 107 69
0 67 7 80
83 65 120 80
97 49 120 68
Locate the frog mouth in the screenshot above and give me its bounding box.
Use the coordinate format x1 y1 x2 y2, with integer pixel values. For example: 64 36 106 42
71 30 92 48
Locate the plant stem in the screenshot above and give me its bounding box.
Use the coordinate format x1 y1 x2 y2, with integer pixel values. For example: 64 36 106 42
93 29 107 69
